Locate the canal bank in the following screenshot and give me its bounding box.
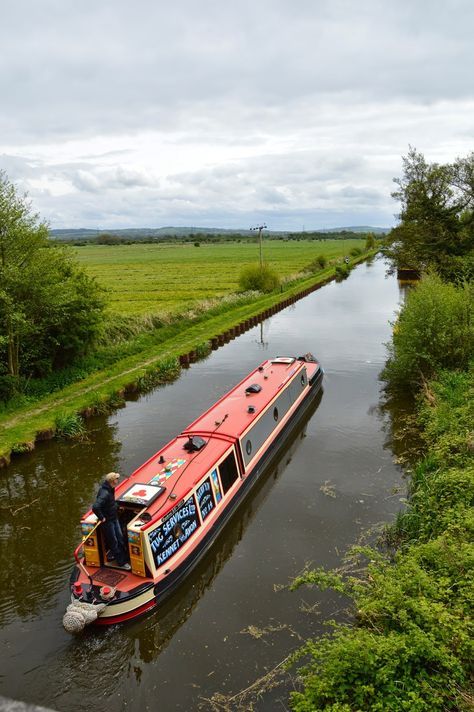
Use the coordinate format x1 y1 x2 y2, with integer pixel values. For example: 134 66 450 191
0 258 406 711
0 252 375 469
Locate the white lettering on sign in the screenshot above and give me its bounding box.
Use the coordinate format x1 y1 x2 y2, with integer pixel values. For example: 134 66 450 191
148 494 200 566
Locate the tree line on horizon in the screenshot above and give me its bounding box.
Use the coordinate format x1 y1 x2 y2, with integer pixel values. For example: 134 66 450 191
52 228 381 246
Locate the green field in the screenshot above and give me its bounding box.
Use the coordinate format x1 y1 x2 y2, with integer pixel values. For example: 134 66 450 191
72 239 364 315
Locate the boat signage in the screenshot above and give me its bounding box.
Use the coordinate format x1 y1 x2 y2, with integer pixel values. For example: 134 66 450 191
119 483 166 506
148 494 200 567
196 477 215 521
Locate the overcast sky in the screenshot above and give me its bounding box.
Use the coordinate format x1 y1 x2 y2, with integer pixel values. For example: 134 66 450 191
1 0 473 231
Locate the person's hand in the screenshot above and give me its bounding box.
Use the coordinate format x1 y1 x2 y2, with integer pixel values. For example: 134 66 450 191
101 518 106 523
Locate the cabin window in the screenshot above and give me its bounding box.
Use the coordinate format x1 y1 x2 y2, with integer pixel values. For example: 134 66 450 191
301 371 306 385
210 468 222 503
148 493 200 568
219 450 239 495
246 439 252 456
197 476 215 521
273 407 279 421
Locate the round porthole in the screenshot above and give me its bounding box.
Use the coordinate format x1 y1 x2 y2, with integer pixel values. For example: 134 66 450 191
246 440 252 456
273 407 279 421
173 523 183 539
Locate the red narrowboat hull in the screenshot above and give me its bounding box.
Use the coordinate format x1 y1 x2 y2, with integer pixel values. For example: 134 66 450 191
69 356 323 627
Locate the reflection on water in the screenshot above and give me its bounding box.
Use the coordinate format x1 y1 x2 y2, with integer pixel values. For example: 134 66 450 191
377 276 425 467
0 259 410 711
0 420 122 626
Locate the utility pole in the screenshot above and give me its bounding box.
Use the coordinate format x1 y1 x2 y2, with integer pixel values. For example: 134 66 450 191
250 224 267 269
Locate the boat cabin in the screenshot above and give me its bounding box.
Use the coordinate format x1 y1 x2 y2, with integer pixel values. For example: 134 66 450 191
80 357 321 582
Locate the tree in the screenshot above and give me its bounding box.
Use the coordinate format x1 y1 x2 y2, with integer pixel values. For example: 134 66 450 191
384 148 474 280
365 232 377 251
0 171 104 385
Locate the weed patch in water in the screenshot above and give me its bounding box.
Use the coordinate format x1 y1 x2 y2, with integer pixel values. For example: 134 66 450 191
54 413 86 440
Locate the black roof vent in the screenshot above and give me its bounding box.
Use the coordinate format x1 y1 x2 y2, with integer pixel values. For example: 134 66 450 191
245 383 262 395
183 435 207 452
298 353 317 363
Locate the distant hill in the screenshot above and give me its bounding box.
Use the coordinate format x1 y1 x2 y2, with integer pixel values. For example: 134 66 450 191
49 227 263 241
316 226 390 234
49 225 390 242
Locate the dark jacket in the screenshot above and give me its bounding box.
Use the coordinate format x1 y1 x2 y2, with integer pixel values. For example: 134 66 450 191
92 480 118 521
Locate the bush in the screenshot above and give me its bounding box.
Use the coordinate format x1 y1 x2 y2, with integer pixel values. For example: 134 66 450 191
290 451 474 711
0 374 18 403
383 274 474 390
306 254 328 273
238 264 280 293
417 367 474 466
350 246 363 256
335 263 351 280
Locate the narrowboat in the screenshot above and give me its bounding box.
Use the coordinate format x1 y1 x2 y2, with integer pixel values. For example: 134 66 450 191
64 354 323 631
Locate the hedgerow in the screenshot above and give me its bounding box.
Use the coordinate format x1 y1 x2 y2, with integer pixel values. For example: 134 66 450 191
382 275 474 391
289 365 474 709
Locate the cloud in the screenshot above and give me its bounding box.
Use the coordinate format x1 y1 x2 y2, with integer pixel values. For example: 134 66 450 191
0 0 473 228
70 167 154 193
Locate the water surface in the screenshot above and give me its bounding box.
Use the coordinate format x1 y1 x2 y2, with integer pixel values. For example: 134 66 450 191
0 259 406 711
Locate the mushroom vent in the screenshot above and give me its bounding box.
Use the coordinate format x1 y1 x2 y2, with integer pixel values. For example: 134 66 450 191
245 383 262 395
183 435 207 452
298 353 317 363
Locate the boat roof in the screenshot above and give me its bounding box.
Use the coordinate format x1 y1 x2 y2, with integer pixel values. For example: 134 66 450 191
113 434 232 523
84 358 309 526
183 357 306 440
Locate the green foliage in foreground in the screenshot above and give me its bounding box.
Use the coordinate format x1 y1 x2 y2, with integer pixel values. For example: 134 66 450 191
289 371 474 707
238 263 280 293
417 368 474 469
383 274 474 391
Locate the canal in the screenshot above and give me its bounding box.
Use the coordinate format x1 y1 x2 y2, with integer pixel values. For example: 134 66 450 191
0 258 406 711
